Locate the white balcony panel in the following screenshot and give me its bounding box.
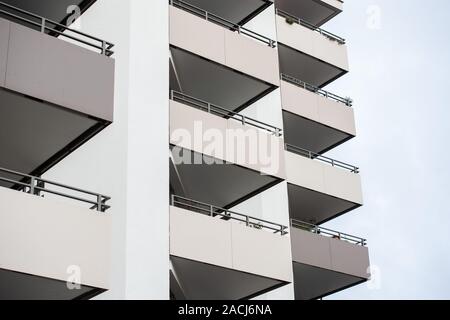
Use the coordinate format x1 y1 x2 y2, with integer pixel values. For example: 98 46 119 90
0 187 110 291
170 206 292 283
285 151 363 205
170 6 279 86
170 100 286 179
276 14 348 72
281 80 356 136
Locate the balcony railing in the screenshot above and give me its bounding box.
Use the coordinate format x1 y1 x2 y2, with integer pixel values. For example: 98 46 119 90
171 91 283 137
0 1 114 56
169 0 276 48
0 167 110 212
291 219 367 246
285 144 359 174
281 74 352 107
172 195 288 235
276 8 345 45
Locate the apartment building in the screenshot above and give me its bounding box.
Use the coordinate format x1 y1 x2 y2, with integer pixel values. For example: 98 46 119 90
0 0 370 300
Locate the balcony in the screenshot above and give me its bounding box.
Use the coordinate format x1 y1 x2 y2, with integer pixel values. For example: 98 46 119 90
0 7 115 178
290 220 370 300
0 167 110 300
170 91 285 209
276 9 348 87
170 0 279 112
0 1 96 29
281 74 355 154
175 0 273 25
274 0 343 27
285 144 362 224
170 196 292 300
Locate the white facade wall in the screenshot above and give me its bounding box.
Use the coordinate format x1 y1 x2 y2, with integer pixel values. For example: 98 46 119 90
43 0 169 299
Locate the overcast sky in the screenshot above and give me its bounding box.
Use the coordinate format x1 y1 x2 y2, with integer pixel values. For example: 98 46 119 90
320 0 450 299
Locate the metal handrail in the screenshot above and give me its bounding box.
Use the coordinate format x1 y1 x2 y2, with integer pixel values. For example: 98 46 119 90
276 8 345 44
0 167 110 212
170 91 283 137
291 219 367 246
285 144 359 173
171 195 288 235
169 0 276 48
0 1 114 56
281 73 352 107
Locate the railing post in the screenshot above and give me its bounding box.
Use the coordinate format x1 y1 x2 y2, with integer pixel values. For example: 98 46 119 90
41 18 46 33
210 205 214 217
171 194 175 206
29 177 35 195
207 102 211 113
97 195 103 212
246 216 249 227
170 90 174 100
102 40 106 55
242 115 246 126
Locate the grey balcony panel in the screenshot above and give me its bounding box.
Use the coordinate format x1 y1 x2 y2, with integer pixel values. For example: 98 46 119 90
293 263 365 300
278 44 346 88
0 17 114 177
171 256 286 300
1 19 114 121
170 146 282 209
287 183 360 225
170 47 275 112
275 0 342 27
283 110 354 154
291 225 369 299
177 0 273 25
0 269 104 300
0 0 96 29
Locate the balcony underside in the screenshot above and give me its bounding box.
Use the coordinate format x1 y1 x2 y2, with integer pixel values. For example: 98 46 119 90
170 146 282 209
0 87 108 185
0 268 104 300
293 262 366 300
275 0 341 26
0 0 96 30
170 256 286 300
180 0 273 25
170 47 276 113
283 110 354 154
278 44 346 88
287 183 360 225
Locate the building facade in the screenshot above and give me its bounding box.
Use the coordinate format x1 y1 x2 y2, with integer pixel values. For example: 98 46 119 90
0 0 370 300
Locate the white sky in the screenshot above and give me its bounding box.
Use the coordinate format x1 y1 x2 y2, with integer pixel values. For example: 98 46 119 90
321 0 450 299
248 0 450 299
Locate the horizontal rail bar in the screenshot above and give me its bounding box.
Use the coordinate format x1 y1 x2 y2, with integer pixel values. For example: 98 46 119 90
281 73 352 107
0 166 110 212
169 0 276 48
0 1 114 56
285 144 359 173
276 8 345 44
170 91 283 137
171 195 288 235
291 219 367 246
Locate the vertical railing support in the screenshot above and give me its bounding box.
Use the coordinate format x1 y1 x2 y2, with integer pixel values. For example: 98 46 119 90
97 195 103 212
41 18 46 33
